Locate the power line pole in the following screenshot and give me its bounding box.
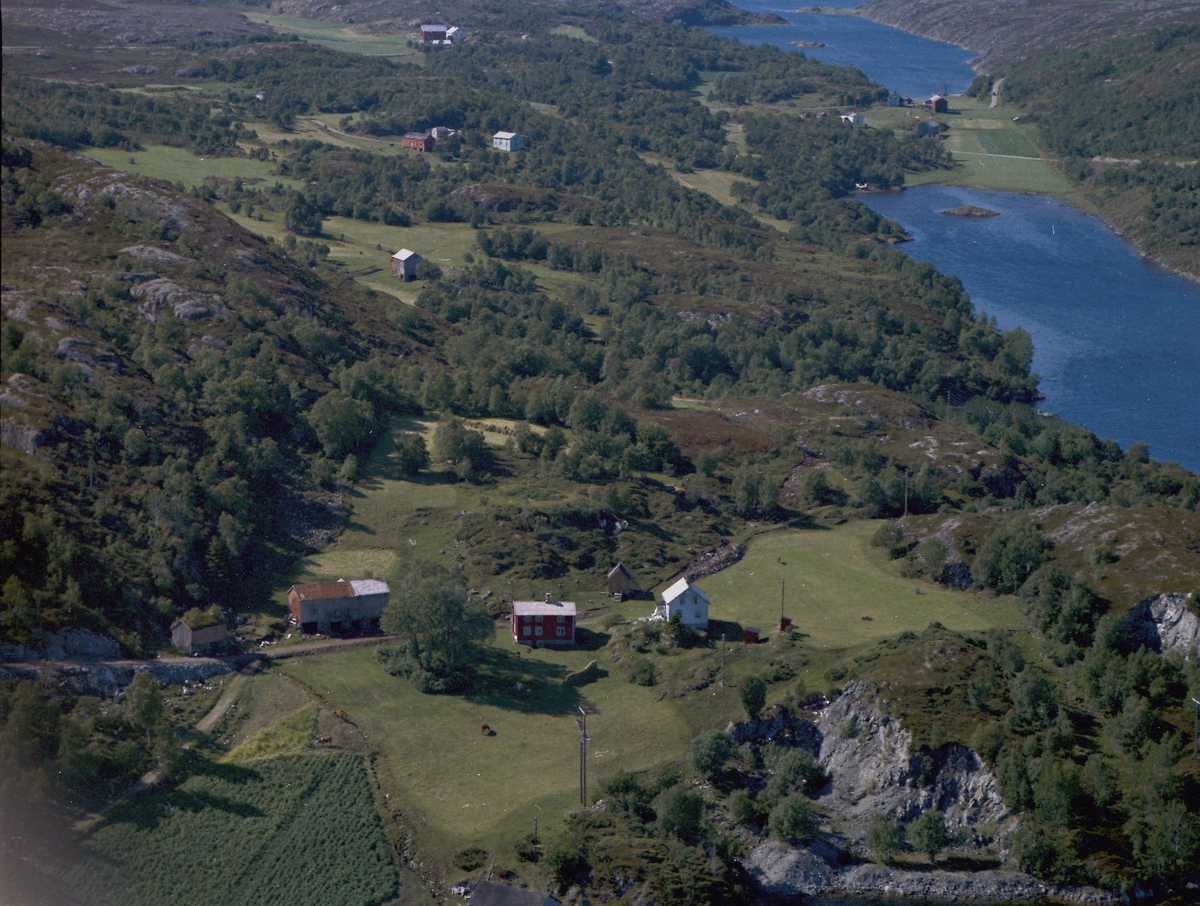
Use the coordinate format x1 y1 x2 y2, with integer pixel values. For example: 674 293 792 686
577 706 591 804
903 470 909 520
1192 697 1199 760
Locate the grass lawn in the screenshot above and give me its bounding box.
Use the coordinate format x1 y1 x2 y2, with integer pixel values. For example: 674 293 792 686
550 25 598 43
83 144 302 191
696 522 1024 649
278 642 703 862
245 13 422 57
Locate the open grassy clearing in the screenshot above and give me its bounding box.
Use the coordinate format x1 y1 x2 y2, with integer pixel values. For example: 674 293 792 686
549 25 599 43
697 521 1024 649
244 12 422 57
277 640 722 864
82 144 302 191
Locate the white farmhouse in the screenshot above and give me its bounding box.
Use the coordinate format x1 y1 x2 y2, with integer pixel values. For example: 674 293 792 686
840 112 864 126
493 131 522 151
654 577 710 628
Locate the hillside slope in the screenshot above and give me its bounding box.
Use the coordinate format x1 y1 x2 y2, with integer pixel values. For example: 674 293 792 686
2 140 426 652
858 0 1200 70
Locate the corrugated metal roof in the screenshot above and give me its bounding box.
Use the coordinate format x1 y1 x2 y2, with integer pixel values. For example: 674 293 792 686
393 248 418 260
512 599 576 617
663 577 708 604
290 580 353 600
350 578 389 596
494 131 517 139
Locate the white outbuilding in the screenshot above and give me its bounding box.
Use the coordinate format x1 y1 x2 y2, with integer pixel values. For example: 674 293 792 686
492 131 522 152
655 577 710 628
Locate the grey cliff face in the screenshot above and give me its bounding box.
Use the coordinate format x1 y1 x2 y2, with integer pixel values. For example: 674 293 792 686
815 682 1015 844
1124 593 1199 657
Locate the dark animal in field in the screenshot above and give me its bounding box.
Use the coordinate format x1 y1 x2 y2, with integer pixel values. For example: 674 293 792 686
481 724 493 736
317 735 332 745
334 709 347 721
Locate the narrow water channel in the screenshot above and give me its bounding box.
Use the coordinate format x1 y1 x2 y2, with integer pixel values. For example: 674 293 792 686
707 4 1199 470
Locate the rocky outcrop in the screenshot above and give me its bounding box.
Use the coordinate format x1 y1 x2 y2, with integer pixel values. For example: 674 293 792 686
729 705 822 753
745 841 1055 902
0 627 122 662
0 657 231 692
1125 593 1199 658
838 864 1046 901
816 682 1015 846
130 278 233 324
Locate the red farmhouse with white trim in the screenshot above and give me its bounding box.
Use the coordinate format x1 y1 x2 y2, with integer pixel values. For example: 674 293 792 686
512 594 576 647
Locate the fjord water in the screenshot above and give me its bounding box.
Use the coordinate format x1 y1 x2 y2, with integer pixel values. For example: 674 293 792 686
706 0 977 99
860 186 1200 471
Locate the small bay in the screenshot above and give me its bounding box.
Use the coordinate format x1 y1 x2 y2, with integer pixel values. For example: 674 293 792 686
706 0 977 99
859 186 1200 471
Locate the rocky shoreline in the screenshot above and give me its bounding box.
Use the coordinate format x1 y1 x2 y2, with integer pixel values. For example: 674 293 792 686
733 684 1130 904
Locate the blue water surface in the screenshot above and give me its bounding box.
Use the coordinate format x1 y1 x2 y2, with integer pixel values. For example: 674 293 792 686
706 0 977 99
858 186 1200 470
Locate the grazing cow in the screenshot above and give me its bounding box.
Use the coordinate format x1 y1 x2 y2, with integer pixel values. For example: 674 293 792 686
334 709 347 721
481 724 492 736
317 735 332 744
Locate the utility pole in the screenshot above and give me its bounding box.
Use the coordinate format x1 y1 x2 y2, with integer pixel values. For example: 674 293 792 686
903 470 909 520
720 633 727 686
781 577 785 624
576 706 591 804
1192 697 1199 760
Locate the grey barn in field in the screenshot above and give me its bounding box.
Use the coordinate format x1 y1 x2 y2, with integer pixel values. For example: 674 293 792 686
170 619 227 653
392 248 422 280
287 579 390 633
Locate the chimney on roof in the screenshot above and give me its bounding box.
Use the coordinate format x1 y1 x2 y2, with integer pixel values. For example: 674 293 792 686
545 593 553 603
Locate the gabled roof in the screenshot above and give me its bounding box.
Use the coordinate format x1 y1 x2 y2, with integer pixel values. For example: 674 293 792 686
512 599 577 617
607 563 632 580
403 131 432 141
350 578 389 596
469 881 556 906
494 131 518 140
662 577 708 605
393 248 420 261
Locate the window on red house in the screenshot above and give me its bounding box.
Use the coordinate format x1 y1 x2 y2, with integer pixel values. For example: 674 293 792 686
535 626 543 636
556 627 565 638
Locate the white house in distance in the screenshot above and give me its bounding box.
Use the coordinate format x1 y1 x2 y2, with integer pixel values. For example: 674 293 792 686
840 112 864 126
493 131 522 152
653 577 710 629
392 248 421 280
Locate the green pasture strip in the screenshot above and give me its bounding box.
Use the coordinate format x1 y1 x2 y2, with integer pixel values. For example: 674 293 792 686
906 152 1078 195
83 145 302 191
69 752 397 906
696 522 1024 649
550 25 599 43
245 13 423 58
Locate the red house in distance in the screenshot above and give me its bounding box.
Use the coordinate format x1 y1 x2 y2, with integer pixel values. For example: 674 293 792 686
512 594 576 647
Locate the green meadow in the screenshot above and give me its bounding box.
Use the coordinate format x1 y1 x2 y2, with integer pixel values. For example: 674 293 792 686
83 145 302 191
243 13 423 57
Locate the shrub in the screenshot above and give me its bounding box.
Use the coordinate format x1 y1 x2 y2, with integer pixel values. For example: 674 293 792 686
767 795 818 844
740 675 767 720
453 847 488 871
690 730 737 781
866 813 904 863
728 789 766 827
908 808 948 862
656 786 706 842
629 658 657 686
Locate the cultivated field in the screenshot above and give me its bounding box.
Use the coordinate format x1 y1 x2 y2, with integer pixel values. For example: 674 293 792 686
69 752 397 906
